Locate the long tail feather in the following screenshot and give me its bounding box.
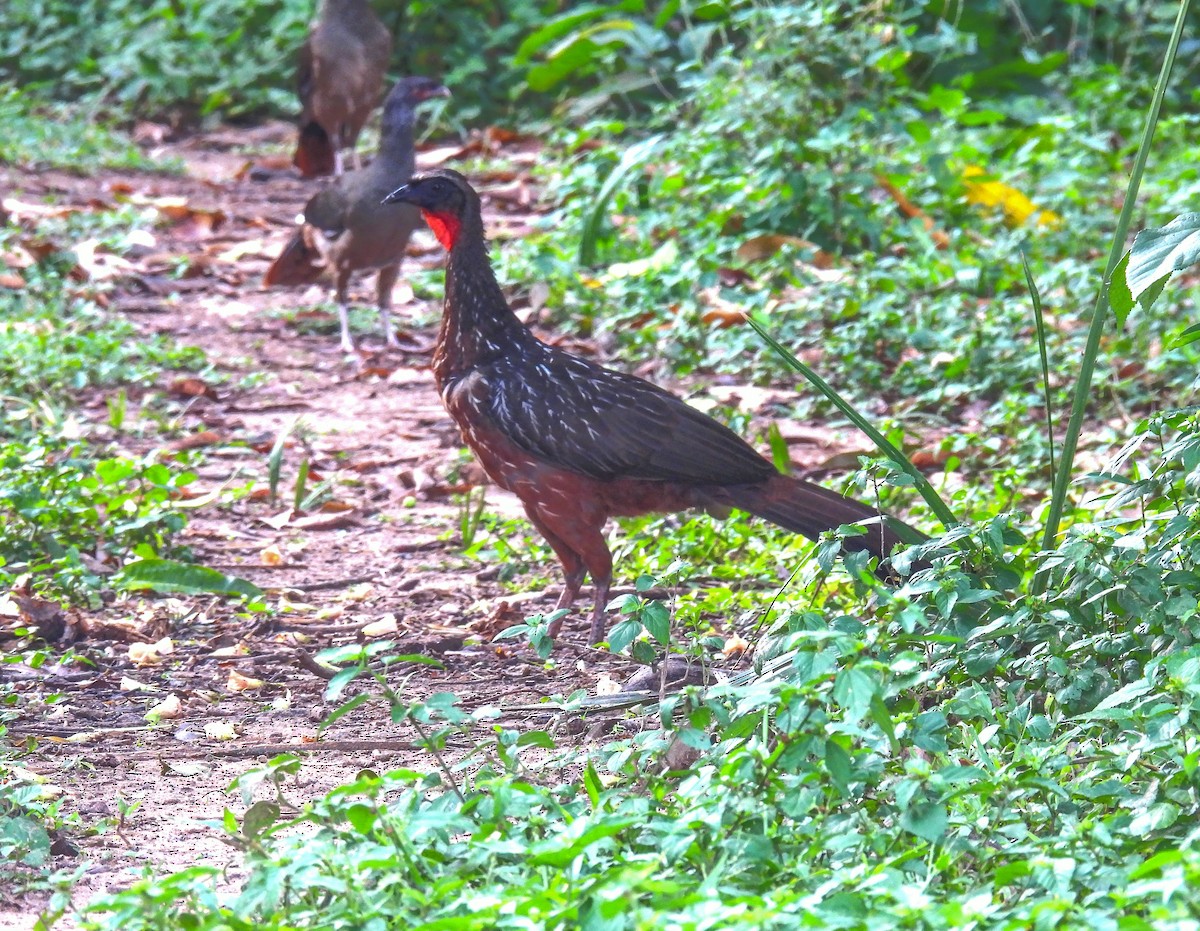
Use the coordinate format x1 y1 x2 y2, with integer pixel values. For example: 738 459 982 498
729 474 919 563
263 228 326 288
293 121 336 178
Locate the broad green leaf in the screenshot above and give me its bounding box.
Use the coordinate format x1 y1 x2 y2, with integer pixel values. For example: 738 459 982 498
344 803 377 835
1109 251 1135 326
514 6 611 64
115 558 262 600
241 801 280 840
640 600 671 644
513 1 644 63
1124 213 1200 316
1130 802 1180 837
767 422 791 475
900 799 948 841
583 762 602 808
526 816 638 867
824 739 852 795
1082 679 1153 714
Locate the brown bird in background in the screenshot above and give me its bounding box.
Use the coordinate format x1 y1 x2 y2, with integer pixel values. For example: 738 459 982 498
266 77 449 353
293 0 392 178
383 170 923 644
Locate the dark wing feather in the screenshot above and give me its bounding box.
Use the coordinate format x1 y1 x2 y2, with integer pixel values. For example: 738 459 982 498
469 346 776 485
301 183 350 237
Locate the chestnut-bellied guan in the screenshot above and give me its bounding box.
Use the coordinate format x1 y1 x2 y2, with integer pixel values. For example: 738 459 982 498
293 0 392 178
266 76 449 353
383 170 920 644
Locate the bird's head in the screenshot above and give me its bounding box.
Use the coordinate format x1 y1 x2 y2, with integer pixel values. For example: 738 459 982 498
382 169 474 250
379 77 449 138
384 76 451 110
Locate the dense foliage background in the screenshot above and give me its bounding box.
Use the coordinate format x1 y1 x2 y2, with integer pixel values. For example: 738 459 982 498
4 0 1200 928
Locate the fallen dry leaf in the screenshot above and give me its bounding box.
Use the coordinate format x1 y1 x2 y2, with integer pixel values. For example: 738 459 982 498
226 670 264 692
2 245 38 269
129 636 175 666
722 635 750 659
698 286 748 328
132 122 171 146
875 175 952 249
595 673 622 696
0 272 26 289
736 234 832 264
168 376 218 400
140 196 227 239
341 582 375 603
717 266 754 287
145 693 182 720
910 448 952 469
72 238 137 281
204 721 239 741
361 614 398 637
213 239 269 264
210 643 250 657
1 198 86 222
168 429 221 452
20 239 60 263
261 508 295 530
260 544 286 566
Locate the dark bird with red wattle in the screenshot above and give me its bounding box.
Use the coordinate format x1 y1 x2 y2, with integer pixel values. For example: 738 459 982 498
383 170 924 644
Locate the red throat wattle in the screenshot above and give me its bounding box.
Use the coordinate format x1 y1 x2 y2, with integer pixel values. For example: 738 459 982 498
422 210 461 250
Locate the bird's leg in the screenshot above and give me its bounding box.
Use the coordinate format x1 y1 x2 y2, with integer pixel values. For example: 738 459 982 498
335 270 356 353
524 507 585 640
333 149 345 177
548 565 587 640
524 501 615 643
588 573 614 646
376 264 400 348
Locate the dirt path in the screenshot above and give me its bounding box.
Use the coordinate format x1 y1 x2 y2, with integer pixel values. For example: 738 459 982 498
1 124 641 927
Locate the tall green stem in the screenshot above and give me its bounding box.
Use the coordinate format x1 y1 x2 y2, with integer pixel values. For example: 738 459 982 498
1034 0 1191 594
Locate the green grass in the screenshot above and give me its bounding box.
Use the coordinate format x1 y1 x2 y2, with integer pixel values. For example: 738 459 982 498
0 84 166 173
8 3 1200 929
0 195 209 601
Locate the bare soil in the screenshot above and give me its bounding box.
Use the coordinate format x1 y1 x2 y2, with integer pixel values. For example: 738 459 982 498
1 124 871 929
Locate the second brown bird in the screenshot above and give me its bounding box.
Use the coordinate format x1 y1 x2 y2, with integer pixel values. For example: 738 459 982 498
267 76 449 353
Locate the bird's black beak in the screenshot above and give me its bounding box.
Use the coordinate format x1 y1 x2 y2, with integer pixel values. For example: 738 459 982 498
382 183 414 206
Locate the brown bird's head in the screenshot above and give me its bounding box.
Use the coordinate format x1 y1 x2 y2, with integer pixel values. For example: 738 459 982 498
382 169 476 251
380 76 450 127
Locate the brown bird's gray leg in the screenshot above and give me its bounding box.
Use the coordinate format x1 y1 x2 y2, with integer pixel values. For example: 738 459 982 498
525 500 614 643
376 264 400 348
588 573 613 646
334 269 356 353
524 507 586 640
333 148 345 177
